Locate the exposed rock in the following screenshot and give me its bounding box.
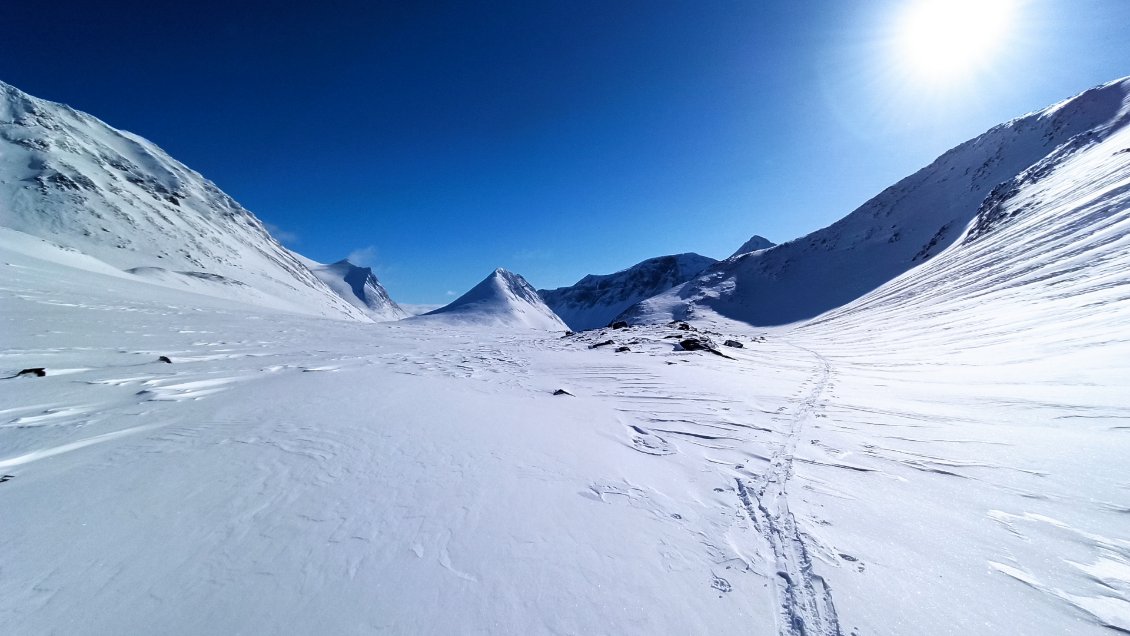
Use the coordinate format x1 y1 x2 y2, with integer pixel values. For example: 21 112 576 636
158 356 173 363
610 320 629 330
615 346 631 352
553 389 574 396
589 340 615 349
723 340 744 348
15 368 46 377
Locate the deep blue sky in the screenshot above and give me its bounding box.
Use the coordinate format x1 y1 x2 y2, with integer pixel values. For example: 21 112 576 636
2 1 1129 303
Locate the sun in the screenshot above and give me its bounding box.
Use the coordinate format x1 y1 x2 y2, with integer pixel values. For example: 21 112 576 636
894 0 1017 83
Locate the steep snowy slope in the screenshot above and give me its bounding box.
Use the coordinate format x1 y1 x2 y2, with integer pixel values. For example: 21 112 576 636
292 254 407 321
730 234 775 257
539 253 716 330
0 80 365 320
418 268 567 330
627 77 1130 326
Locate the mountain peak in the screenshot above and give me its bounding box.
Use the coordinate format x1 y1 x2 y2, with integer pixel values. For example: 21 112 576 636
730 235 775 257
420 268 566 330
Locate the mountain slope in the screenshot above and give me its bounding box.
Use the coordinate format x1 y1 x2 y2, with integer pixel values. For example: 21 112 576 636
0 79 366 320
418 268 567 330
625 77 1130 326
539 253 716 330
293 255 407 321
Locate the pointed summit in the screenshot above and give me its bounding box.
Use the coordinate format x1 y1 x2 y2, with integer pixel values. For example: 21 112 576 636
292 255 407 321
730 235 775 257
418 268 567 330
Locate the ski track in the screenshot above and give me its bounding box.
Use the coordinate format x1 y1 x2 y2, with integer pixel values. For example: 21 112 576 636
736 345 842 636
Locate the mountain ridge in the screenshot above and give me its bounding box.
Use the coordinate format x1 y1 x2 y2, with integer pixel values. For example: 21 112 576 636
622 76 1130 327
0 79 366 320
539 252 716 330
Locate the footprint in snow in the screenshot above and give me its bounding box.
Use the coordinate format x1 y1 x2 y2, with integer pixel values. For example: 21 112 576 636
711 573 732 594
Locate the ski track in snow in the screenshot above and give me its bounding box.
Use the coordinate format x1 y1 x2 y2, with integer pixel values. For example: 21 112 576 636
736 346 841 636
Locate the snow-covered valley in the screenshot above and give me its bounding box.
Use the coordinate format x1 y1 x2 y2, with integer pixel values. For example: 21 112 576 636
2 71 1129 635
2 212 1128 634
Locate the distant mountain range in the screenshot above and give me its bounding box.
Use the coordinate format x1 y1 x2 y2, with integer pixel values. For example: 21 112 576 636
4 76 1128 335
538 253 717 330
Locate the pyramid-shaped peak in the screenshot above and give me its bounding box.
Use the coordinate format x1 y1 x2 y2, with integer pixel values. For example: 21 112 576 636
731 235 776 257
420 268 566 330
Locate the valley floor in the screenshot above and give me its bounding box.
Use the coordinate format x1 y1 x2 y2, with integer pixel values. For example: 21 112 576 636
2 243 1128 635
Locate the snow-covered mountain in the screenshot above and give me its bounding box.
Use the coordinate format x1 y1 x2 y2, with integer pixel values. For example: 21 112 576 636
0 80 366 320
417 268 567 330
292 255 407 321
539 253 716 330
730 234 775 257
626 77 1130 326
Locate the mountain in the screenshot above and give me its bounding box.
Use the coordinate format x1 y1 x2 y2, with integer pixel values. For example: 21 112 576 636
624 77 1130 326
730 234 775 257
0 79 366 320
418 268 567 330
292 255 407 321
538 253 716 330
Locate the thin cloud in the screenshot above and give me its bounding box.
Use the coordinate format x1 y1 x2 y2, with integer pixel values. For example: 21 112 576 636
264 222 299 245
347 246 379 267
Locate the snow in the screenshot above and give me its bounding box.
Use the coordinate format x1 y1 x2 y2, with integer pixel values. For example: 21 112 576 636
418 267 568 331
539 253 716 330
0 77 1128 635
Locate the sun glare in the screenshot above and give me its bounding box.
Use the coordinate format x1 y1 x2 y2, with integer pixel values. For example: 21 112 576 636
895 0 1017 83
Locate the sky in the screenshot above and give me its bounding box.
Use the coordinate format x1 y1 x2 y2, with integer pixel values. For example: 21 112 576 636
2 1 1129 303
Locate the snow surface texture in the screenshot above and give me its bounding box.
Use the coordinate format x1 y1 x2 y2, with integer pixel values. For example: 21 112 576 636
0 80 366 321
417 267 568 330
626 77 1130 327
292 254 407 321
1 78 1129 635
730 234 776 257
539 253 717 330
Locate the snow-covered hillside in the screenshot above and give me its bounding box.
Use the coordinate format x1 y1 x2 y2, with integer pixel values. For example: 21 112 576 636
539 253 716 330
0 80 365 320
730 234 775 257
627 77 1130 326
417 267 567 330
292 255 407 321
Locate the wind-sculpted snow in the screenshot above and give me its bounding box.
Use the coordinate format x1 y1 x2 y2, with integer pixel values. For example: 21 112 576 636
539 253 717 330
0 80 366 320
419 267 568 330
626 77 1130 327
